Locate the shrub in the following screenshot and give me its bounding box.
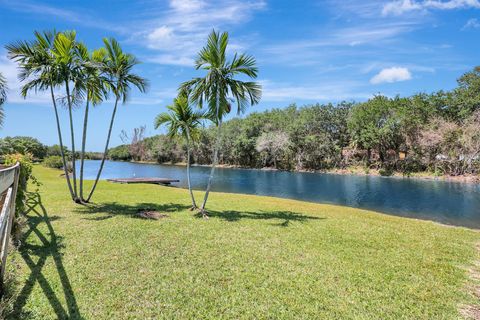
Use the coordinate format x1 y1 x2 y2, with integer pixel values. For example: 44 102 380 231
108 145 131 161
42 156 64 169
0 136 47 160
4 153 39 243
379 167 394 176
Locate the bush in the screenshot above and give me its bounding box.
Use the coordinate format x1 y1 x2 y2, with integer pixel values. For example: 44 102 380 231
4 153 39 243
108 145 131 161
0 136 47 160
379 167 394 176
42 156 64 169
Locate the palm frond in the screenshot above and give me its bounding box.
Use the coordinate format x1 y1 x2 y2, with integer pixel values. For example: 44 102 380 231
182 29 261 123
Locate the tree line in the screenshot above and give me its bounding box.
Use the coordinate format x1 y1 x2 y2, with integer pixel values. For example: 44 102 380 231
111 66 480 177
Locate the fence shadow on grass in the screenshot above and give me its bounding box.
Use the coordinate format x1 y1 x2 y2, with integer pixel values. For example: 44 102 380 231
74 202 191 220
198 209 325 227
11 192 83 319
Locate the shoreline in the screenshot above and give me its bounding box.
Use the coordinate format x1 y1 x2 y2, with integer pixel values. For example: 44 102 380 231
119 160 480 184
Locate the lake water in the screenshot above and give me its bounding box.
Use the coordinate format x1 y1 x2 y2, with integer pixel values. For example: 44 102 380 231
79 160 480 228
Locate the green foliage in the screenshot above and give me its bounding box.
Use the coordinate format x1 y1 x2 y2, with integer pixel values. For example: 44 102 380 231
108 144 131 161
4 153 38 216
0 136 47 160
180 30 261 123
42 155 64 169
348 95 404 163
46 144 70 158
154 94 205 141
379 167 394 176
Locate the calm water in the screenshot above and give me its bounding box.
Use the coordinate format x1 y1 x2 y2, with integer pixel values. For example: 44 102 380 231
79 160 480 228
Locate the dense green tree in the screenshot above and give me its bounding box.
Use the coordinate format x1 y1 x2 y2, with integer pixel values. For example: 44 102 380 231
0 136 47 159
449 66 480 121
348 95 404 163
108 144 131 161
46 144 70 158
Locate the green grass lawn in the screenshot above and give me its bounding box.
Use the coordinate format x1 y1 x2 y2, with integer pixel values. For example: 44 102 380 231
4 165 480 319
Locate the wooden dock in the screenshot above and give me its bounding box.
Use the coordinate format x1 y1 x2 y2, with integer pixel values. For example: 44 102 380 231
107 177 180 185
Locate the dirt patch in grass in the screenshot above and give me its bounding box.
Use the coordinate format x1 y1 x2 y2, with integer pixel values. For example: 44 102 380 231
136 210 168 220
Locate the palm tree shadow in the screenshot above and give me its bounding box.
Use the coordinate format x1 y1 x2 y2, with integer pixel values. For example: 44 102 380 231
11 192 83 319
74 202 191 220
199 209 324 227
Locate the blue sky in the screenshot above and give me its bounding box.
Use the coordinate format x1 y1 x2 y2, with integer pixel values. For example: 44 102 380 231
0 0 479 150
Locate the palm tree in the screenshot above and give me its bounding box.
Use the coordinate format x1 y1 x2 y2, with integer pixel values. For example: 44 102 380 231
6 30 76 201
86 38 147 202
0 72 7 127
179 30 261 216
75 43 109 201
154 94 205 210
51 31 82 202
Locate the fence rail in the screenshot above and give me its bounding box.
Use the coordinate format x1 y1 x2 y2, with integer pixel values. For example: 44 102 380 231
0 163 20 294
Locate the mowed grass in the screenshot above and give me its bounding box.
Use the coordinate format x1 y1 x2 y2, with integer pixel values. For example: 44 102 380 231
6 165 480 319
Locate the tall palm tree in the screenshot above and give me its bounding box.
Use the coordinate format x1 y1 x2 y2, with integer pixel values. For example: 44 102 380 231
179 30 261 215
0 72 7 127
75 43 109 202
51 31 82 202
86 38 147 202
6 30 76 201
154 94 205 209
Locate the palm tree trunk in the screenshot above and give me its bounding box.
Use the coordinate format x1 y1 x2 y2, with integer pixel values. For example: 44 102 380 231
50 85 75 201
65 80 79 202
79 96 90 201
86 96 119 202
185 128 197 209
200 89 221 214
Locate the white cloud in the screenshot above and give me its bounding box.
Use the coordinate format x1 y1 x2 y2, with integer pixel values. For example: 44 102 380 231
147 26 174 42
142 0 265 66
0 52 59 104
462 18 480 29
147 55 195 67
382 0 480 16
382 0 423 15
170 0 206 12
370 67 412 84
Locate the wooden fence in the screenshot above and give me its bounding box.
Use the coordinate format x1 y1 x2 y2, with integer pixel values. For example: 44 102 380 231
0 163 20 294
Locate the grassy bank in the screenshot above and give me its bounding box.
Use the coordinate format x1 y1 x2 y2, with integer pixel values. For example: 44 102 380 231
5 165 480 319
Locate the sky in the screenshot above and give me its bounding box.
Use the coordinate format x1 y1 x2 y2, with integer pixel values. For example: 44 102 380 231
0 0 480 151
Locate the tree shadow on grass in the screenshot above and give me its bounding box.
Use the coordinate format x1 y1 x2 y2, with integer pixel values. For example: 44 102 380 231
75 202 323 227
198 209 325 227
74 202 191 220
11 192 83 319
